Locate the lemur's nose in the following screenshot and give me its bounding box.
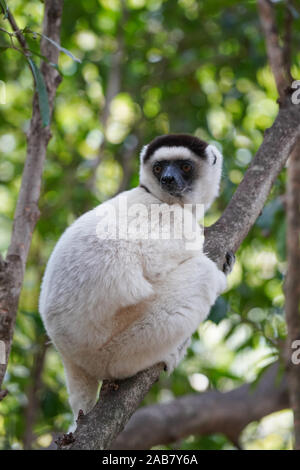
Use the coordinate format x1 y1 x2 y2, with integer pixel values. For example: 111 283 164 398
161 175 175 184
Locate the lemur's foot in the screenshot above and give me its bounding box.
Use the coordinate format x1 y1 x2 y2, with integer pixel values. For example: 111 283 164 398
223 251 235 275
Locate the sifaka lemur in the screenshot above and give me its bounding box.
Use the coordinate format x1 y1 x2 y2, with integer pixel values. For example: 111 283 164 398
39 134 234 420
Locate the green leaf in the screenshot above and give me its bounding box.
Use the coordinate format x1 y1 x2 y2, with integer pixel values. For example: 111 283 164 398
27 57 50 127
28 48 61 72
21 26 33 35
22 28 81 63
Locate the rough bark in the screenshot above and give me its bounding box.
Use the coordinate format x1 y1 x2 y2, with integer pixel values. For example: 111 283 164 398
59 89 300 450
111 363 288 450
87 0 126 191
0 0 63 391
57 364 164 450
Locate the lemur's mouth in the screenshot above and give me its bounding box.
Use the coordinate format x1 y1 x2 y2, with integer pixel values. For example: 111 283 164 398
161 183 183 197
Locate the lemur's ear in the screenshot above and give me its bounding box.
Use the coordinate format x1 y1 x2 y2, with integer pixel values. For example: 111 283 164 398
205 144 223 166
139 144 148 163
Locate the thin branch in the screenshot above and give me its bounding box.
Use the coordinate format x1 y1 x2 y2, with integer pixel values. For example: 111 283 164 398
257 0 292 99
6 6 29 53
23 340 48 450
111 363 288 450
87 0 126 191
0 0 63 391
0 4 28 54
59 90 300 450
282 1 294 81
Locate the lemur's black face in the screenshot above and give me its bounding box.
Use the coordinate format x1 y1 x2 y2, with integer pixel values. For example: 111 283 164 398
152 159 196 197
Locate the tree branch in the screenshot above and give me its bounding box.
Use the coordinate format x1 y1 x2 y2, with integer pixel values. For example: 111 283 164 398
0 0 63 390
57 364 164 450
282 1 293 80
284 139 300 449
204 93 299 268
5 7 29 53
59 89 300 450
111 363 288 449
87 0 126 192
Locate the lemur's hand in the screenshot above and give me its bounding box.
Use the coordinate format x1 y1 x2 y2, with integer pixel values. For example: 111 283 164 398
222 251 235 275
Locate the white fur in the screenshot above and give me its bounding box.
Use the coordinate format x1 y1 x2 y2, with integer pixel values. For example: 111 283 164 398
150 146 195 161
205 144 222 166
39 141 227 420
139 144 148 162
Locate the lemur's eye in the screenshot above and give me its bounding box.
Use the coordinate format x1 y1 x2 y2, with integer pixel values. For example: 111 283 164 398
153 164 162 174
181 163 192 173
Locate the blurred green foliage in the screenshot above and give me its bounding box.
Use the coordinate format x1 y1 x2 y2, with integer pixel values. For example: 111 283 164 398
0 0 299 450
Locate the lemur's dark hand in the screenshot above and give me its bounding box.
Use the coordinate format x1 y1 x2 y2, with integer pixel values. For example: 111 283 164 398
223 251 235 275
